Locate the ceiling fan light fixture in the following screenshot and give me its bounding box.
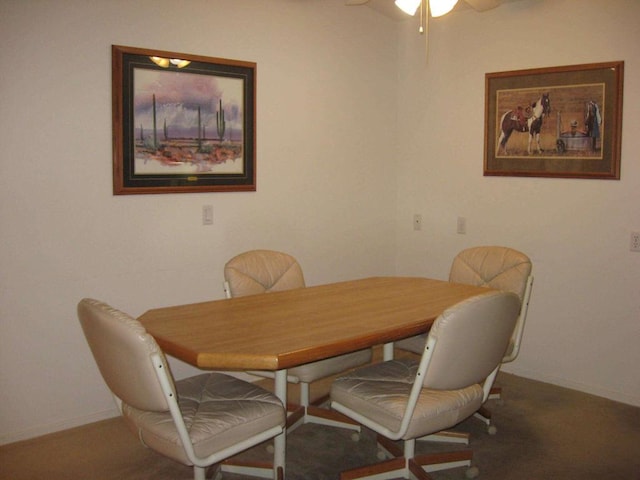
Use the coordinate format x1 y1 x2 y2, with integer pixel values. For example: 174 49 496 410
150 56 170 68
149 56 191 68
430 0 459 17
169 58 191 68
394 0 421 16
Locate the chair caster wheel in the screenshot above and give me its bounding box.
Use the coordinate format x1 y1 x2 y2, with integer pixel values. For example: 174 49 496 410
350 432 360 442
465 466 480 478
487 425 497 435
266 444 275 454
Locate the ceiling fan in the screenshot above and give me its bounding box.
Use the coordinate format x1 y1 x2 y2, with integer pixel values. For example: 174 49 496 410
345 0 521 60
345 0 513 20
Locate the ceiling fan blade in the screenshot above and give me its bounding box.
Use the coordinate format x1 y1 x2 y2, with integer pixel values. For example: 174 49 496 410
463 0 504 12
345 0 370 5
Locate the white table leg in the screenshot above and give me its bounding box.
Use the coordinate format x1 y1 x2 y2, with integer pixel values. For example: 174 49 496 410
274 369 287 476
383 342 394 361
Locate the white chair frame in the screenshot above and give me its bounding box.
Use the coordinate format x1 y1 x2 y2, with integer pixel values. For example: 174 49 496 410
150 351 283 480
419 273 534 444
332 335 499 480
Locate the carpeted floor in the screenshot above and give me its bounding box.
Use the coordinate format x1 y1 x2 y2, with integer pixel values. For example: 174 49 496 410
2 371 639 480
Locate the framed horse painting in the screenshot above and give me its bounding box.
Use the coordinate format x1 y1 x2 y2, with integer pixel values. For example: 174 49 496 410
484 61 623 179
112 45 256 194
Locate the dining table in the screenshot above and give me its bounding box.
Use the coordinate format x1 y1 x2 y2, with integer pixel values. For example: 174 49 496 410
138 276 491 477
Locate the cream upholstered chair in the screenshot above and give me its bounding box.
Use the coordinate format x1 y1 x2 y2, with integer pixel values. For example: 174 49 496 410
331 291 521 480
223 249 306 298
396 246 533 438
223 249 372 437
78 298 285 480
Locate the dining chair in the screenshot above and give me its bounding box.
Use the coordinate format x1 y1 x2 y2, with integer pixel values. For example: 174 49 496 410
223 249 372 438
77 298 286 480
396 245 533 439
331 290 521 480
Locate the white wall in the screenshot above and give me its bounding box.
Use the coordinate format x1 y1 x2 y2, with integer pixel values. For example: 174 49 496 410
394 0 640 405
1 0 638 446
0 0 399 444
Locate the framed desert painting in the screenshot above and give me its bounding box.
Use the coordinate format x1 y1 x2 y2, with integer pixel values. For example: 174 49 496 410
112 45 256 194
484 61 623 179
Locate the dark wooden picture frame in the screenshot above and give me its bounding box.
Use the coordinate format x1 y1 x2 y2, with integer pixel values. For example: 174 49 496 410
112 45 256 194
484 61 623 179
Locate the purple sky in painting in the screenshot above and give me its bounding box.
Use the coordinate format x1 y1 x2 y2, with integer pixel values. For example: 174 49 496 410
134 68 243 139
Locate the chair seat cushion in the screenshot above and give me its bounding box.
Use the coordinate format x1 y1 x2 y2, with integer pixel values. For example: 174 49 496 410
123 373 285 465
249 349 373 384
394 334 426 355
331 359 483 439
290 349 373 383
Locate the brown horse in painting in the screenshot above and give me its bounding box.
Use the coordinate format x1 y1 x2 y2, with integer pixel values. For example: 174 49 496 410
497 93 551 155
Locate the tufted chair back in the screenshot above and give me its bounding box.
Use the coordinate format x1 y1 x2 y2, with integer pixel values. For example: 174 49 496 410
448 246 532 301
449 246 533 363
224 249 305 298
77 298 173 412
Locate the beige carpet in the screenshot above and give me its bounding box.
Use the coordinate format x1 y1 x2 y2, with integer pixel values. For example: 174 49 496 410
2 371 639 480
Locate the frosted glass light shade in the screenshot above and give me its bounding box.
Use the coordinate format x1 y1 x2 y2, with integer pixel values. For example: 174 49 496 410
169 59 191 68
149 56 191 68
395 0 421 15
430 0 459 17
150 56 170 68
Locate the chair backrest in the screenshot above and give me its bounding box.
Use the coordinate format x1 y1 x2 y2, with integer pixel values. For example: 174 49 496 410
448 246 531 301
421 291 521 391
77 298 174 412
449 246 533 362
224 249 305 298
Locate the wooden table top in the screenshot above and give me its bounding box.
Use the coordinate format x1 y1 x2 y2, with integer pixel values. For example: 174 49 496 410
138 276 489 371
